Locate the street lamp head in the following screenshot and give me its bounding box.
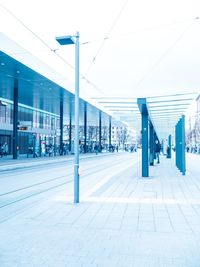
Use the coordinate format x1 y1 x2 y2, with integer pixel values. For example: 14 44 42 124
55 36 75 45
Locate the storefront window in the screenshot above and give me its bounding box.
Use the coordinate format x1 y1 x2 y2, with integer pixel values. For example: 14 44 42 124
0 102 6 123
33 110 39 128
0 99 59 130
51 117 55 130
39 112 43 128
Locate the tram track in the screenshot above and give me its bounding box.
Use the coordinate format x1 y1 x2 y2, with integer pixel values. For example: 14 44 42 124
0 153 134 210
0 151 121 175
0 152 121 177
0 180 69 209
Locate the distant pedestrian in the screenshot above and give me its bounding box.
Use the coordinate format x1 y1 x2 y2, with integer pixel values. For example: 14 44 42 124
48 144 53 156
94 143 98 155
0 143 3 158
3 142 8 156
155 140 161 164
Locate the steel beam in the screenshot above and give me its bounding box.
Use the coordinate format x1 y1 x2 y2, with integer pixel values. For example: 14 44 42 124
175 116 186 175
109 116 111 151
84 102 87 153
167 134 172 158
137 98 149 177
13 79 18 159
60 98 64 155
69 104 72 152
99 110 102 152
149 122 154 166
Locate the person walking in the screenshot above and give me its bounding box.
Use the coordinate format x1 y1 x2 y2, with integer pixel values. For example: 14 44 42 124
155 140 161 164
0 143 3 158
94 143 98 155
3 142 8 156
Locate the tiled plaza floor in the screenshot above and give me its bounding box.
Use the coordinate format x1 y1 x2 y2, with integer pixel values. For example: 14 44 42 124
0 152 200 267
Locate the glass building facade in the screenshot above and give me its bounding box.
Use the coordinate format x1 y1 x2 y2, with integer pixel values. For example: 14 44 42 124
0 96 113 157
0 98 60 155
0 40 122 159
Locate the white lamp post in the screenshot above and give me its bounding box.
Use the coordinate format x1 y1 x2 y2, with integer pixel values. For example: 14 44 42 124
56 32 80 203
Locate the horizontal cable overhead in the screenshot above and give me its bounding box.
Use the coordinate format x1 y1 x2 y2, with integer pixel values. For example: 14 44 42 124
111 110 140 112
148 103 190 108
150 113 182 119
148 98 193 104
104 105 138 107
145 92 198 140
98 101 137 104
150 110 186 114
146 92 197 99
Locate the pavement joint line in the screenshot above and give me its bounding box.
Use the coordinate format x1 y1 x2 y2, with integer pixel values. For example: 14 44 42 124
82 196 200 204
1 153 200 266
0 152 123 171
82 158 140 199
52 158 140 204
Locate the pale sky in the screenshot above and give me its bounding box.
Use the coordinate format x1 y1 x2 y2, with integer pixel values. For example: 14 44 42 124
0 0 200 135
1 0 200 95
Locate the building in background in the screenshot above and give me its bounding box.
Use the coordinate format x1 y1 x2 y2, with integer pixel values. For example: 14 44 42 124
111 124 137 151
186 94 200 153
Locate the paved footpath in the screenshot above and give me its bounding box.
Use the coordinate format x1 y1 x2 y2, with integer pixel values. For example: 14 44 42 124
0 152 200 267
0 152 111 171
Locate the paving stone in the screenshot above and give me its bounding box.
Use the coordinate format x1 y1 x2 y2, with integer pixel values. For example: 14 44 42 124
0 153 200 266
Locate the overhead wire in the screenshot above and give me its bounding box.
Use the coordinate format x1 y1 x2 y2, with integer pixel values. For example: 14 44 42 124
0 4 51 51
131 17 199 92
0 2 104 95
84 0 129 76
0 3 75 69
80 17 196 45
84 16 199 101
0 3 199 106
0 1 132 96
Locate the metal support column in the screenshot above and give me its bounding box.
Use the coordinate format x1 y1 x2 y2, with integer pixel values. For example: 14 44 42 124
142 114 149 177
181 115 186 175
154 132 157 159
109 116 112 152
99 110 102 152
33 134 36 158
161 139 164 154
60 98 64 155
84 102 87 153
39 135 42 157
167 134 172 158
69 105 72 153
175 121 178 168
13 79 18 159
175 116 186 175
137 98 149 177
74 32 80 203
149 123 154 166
178 120 181 169
176 119 181 170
